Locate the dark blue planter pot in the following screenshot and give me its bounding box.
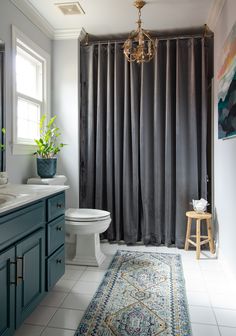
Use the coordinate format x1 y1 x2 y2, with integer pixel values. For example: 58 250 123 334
37 158 57 178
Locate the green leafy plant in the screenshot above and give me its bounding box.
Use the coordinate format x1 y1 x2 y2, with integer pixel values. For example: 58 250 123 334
34 115 65 158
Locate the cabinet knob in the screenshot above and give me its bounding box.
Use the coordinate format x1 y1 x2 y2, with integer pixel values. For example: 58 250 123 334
56 226 63 231
56 203 64 209
56 259 62 264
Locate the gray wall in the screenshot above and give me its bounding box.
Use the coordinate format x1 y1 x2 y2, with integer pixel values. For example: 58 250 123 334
52 39 80 208
214 0 236 280
0 0 52 183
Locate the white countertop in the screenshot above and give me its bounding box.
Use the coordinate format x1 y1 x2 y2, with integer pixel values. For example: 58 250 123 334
0 184 69 214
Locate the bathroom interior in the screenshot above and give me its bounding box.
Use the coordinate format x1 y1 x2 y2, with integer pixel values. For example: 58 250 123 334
0 0 236 336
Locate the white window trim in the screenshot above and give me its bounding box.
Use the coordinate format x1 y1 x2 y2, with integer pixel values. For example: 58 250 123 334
12 25 51 155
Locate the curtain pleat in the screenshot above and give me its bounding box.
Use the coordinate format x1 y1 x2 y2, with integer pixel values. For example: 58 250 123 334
80 36 212 247
113 44 125 241
105 43 115 240
95 44 106 209
153 40 166 244
140 58 155 244
123 61 141 243
201 38 208 199
164 40 176 245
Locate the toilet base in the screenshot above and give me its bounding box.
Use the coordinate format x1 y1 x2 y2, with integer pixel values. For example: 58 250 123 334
67 233 105 266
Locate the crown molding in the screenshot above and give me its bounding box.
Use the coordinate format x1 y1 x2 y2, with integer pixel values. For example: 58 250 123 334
53 29 82 40
78 27 87 42
207 0 226 31
10 0 82 40
10 0 54 39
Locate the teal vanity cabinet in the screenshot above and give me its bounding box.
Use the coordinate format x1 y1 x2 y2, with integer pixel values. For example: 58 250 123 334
0 247 15 336
0 191 66 336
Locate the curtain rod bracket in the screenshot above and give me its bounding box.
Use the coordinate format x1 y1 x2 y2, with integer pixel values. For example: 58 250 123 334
203 24 211 38
84 33 89 46
80 30 89 45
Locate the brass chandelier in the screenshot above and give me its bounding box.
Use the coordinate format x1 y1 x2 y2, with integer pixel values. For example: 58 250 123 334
123 0 155 63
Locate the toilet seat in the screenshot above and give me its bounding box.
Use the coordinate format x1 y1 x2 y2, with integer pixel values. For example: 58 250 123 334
65 208 111 235
65 208 110 222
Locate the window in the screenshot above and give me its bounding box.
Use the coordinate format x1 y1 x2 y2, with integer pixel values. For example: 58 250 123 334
12 27 50 154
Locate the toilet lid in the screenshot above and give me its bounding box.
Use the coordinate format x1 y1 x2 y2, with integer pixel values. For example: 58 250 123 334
65 208 111 222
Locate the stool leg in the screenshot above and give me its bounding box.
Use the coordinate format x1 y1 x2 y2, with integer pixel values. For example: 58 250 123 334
207 218 215 254
196 219 201 259
185 217 191 251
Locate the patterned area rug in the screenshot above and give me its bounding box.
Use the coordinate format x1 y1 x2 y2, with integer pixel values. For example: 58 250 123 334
75 250 192 336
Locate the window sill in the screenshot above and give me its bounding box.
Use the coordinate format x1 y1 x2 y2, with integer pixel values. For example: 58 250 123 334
12 143 37 155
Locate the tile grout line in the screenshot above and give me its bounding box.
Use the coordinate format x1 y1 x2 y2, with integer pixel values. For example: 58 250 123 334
45 265 95 333
38 265 88 333
187 252 235 336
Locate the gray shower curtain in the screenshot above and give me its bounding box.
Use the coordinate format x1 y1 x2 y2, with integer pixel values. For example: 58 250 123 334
80 36 213 247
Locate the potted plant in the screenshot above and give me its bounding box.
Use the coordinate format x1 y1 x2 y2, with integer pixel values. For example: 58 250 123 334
34 115 65 178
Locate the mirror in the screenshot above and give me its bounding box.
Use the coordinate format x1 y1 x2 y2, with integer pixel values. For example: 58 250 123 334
0 40 5 172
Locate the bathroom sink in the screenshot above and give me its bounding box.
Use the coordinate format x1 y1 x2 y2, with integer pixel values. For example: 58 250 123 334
0 192 30 206
0 192 24 197
0 193 16 204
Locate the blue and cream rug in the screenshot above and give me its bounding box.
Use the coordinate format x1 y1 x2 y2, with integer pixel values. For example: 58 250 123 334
75 250 192 335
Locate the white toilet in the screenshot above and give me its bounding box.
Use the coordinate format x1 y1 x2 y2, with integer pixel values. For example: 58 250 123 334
27 176 111 267
65 208 111 266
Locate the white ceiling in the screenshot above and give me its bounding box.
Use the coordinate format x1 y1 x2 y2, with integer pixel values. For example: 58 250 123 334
12 0 223 39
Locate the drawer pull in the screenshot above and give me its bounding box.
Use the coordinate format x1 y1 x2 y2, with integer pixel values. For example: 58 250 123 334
56 259 62 264
56 203 64 209
56 226 63 231
16 257 24 284
10 260 16 285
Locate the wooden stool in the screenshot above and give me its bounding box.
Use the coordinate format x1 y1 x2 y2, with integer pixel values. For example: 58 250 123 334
185 211 215 259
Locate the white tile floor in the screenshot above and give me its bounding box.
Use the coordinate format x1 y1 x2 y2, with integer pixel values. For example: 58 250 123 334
14 243 236 336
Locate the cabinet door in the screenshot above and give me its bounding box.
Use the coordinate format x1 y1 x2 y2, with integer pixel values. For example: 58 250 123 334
16 229 45 328
0 247 15 336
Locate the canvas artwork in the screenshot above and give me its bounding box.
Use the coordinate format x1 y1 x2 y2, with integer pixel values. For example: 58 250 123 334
218 21 236 139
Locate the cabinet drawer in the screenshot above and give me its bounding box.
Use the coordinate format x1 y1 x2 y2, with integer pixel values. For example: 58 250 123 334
47 216 65 256
47 193 65 222
0 202 45 250
46 245 65 290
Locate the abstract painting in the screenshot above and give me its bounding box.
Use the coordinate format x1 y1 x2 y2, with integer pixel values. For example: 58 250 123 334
218 21 236 139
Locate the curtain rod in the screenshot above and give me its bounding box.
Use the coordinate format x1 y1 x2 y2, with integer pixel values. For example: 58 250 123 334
82 32 213 46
